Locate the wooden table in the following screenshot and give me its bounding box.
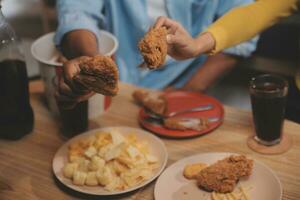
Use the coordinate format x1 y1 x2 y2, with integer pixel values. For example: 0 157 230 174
0 81 299 200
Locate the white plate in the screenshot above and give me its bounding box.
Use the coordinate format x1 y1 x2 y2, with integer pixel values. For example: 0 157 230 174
52 126 168 195
155 152 282 200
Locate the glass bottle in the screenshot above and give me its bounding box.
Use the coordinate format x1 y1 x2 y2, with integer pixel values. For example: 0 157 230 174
0 6 34 139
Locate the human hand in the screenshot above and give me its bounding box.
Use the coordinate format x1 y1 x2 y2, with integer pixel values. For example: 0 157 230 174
55 56 95 109
154 16 216 60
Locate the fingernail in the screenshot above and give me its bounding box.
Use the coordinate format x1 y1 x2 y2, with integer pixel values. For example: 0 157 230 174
166 35 171 43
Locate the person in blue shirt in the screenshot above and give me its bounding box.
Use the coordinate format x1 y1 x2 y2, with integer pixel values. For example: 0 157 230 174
55 0 258 107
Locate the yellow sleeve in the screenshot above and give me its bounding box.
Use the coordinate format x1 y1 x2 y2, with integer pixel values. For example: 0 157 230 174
206 0 298 54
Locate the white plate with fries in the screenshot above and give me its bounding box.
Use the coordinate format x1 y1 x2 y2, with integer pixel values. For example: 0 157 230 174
52 126 168 195
155 152 282 200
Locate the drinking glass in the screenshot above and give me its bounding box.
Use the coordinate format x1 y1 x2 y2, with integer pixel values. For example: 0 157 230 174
250 74 288 146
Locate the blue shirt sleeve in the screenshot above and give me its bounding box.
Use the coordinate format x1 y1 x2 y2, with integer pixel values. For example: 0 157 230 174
216 0 259 57
54 0 105 47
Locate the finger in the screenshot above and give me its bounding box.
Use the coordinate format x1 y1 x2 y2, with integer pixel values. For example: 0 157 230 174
154 16 179 34
166 34 183 45
55 91 76 103
63 61 79 82
57 76 91 103
57 54 68 64
63 56 92 94
56 83 94 102
71 79 91 95
153 16 167 29
58 78 78 97
63 56 89 82
55 91 78 109
77 91 95 103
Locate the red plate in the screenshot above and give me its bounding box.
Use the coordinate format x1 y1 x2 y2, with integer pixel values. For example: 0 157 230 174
138 91 224 138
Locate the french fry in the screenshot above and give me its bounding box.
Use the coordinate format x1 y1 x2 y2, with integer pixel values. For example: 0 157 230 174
210 186 251 200
241 186 250 200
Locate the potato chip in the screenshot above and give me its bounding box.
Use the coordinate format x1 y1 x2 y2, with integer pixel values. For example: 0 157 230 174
96 166 113 186
110 130 125 146
126 145 141 159
88 156 105 171
146 154 158 163
77 159 90 172
104 143 125 161
98 143 113 158
86 171 98 186
94 133 111 148
112 160 129 175
63 162 78 179
84 146 97 158
73 170 87 186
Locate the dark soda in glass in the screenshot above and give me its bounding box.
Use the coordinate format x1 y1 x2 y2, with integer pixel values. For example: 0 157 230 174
58 100 88 137
250 74 288 146
0 59 34 139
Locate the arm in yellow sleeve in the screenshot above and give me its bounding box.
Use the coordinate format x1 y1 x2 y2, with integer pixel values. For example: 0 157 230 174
206 0 298 54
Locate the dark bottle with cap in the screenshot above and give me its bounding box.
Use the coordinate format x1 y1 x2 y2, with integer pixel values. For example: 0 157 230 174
0 5 34 139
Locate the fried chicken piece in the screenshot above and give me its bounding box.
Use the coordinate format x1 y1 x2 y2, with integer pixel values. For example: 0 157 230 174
132 89 167 115
164 117 208 131
138 27 168 69
73 55 119 96
197 155 253 193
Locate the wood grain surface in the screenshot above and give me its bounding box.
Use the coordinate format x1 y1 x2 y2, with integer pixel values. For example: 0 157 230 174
0 80 299 200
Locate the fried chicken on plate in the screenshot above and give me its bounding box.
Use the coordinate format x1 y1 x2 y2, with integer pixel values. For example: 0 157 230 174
132 89 167 115
164 117 208 131
197 155 253 193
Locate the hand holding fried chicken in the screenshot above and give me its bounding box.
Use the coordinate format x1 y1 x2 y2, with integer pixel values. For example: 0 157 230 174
154 16 216 60
55 30 119 109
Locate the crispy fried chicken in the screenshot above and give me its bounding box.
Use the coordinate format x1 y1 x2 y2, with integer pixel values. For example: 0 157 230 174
138 27 168 69
132 89 167 115
197 155 253 193
73 55 119 96
164 117 208 131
